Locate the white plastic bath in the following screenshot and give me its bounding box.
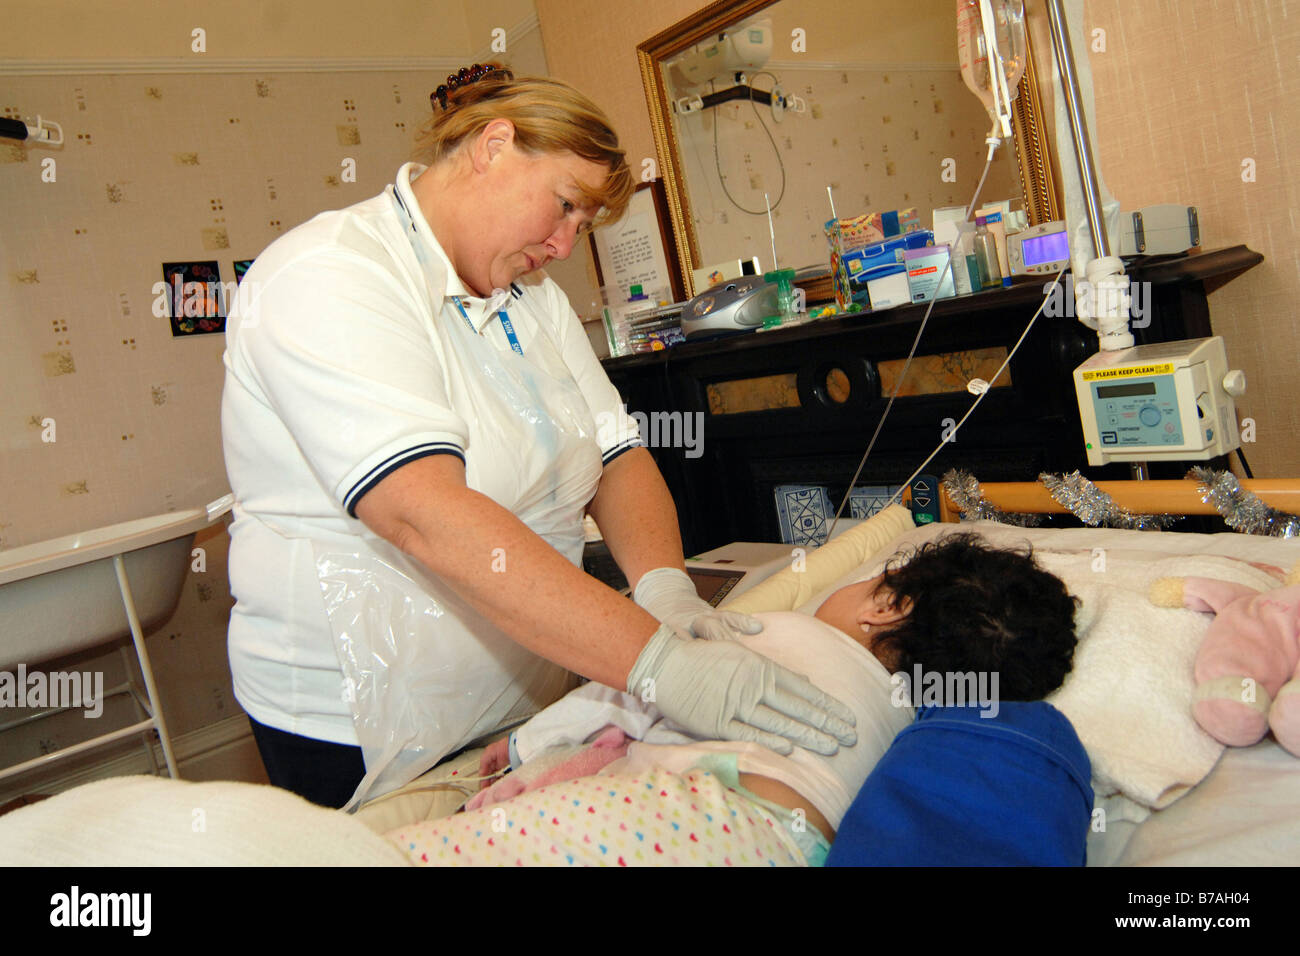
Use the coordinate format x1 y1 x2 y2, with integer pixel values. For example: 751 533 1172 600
0 494 234 782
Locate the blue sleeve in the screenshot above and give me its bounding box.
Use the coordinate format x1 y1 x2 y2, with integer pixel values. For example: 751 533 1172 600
827 703 1093 867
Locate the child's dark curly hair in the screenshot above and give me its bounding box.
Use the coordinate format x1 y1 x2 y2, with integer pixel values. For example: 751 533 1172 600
872 533 1080 701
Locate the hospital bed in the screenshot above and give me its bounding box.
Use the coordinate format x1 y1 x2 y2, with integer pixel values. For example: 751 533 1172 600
707 481 1300 867
1 478 1298 865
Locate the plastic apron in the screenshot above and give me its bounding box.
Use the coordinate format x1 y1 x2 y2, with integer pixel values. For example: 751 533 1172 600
316 189 601 810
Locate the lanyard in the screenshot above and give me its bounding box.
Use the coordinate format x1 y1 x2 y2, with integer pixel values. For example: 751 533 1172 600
450 295 524 357
392 186 524 356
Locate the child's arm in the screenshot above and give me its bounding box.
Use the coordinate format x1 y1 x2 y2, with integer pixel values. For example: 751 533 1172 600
469 726 632 811
476 683 665 789
512 681 662 765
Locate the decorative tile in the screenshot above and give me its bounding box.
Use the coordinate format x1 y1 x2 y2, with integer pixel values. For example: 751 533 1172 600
774 484 832 546
850 485 903 519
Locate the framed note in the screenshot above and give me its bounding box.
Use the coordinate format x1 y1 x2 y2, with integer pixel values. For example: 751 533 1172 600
589 179 686 304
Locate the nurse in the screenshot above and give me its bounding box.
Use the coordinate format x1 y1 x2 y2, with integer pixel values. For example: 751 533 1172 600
220 64 856 808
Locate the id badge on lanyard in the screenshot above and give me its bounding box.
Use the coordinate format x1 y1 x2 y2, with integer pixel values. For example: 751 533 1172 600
450 295 524 356
392 188 523 356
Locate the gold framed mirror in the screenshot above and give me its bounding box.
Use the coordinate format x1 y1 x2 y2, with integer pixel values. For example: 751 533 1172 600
637 0 1061 298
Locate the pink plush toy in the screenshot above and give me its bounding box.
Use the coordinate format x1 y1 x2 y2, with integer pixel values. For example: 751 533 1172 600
1150 564 1300 757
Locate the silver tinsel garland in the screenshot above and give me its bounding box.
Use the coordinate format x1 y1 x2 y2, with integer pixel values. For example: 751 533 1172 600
942 469 1043 526
1038 470 1179 530
1190 467 1300 538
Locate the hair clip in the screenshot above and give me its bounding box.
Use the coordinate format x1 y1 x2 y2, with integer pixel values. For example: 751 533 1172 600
431 64 506 111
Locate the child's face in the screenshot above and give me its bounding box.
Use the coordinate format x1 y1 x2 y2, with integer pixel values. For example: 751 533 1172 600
814 574 911 668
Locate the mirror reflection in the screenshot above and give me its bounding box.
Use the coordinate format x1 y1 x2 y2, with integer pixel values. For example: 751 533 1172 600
655 0 1024 287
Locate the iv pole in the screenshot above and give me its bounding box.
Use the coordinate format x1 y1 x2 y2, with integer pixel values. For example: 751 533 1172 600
1047 0 1152 479
1044 0 1108 259
1043 0 1133 353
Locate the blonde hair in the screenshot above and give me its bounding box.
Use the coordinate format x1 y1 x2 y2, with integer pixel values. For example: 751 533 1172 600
413 65 634 226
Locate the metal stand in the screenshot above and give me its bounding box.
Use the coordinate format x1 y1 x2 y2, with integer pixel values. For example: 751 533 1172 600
112 554 178 778
0 554 178 783
1045 0 1110 260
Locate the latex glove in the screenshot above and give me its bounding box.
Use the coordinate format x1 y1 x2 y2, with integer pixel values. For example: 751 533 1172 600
634 567 763 641
627 624 857 756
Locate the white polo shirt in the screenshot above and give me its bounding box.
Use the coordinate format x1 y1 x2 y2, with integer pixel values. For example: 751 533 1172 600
221 162 643 747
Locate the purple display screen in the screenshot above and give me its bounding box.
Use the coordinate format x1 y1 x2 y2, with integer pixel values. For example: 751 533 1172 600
1022 229 1070 266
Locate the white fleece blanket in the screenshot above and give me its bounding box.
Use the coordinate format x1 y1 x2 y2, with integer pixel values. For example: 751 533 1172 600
1035 548 1283 821
0 775 411 866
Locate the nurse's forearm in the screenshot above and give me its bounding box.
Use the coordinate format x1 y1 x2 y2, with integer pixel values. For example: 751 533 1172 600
585 447 688 592
355 455 653 690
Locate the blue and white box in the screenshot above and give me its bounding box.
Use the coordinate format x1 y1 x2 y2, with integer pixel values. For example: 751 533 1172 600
905 244 957 303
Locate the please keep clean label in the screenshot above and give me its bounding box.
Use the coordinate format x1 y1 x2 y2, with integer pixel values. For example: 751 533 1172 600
1081 362 1175 382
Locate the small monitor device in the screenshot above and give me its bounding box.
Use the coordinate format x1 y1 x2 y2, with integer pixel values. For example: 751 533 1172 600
1008 220 1069 275
1009 207 1199 279
1073 337 1245 466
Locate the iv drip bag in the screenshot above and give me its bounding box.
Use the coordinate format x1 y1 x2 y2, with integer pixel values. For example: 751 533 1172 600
958 0 1028 138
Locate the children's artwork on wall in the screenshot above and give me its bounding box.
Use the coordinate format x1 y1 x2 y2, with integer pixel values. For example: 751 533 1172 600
233 259 255 284
162 260 227 336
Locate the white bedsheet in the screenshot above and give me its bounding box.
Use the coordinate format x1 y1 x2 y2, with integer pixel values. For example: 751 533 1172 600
1089 740 1300 866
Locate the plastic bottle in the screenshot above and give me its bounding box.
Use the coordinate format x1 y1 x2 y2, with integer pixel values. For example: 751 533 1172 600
762 268 798 328
974 216 1003 289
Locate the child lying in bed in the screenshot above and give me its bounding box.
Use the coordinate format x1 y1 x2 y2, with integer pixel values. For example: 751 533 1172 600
385 533 1080 866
